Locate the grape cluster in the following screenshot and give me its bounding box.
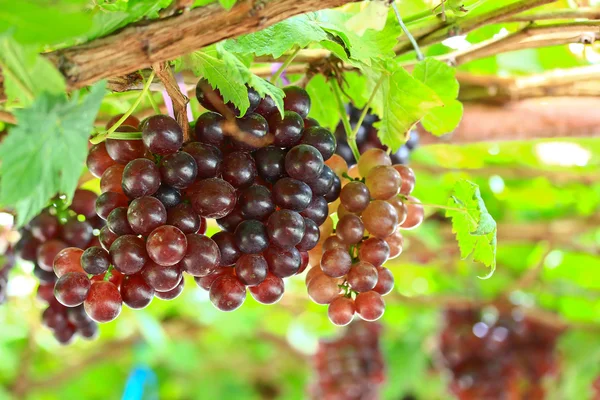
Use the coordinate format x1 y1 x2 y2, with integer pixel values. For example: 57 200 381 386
0 246 15 304
14 189 103 343
69 80 339 324
440 306 561 399
305 148 424 325
335 105 419 166
309 321 385 400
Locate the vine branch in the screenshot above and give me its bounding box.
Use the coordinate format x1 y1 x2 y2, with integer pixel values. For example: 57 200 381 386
152 62 191 141
41 0 361 90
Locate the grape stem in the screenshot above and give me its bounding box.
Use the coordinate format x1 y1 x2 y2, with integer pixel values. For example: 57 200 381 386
271 47 301 84
103 266 114 282
140 70 161 114
89 70 156 144
330 79 361 161
391 2 425 61
352 74 385 138
403 197 471 213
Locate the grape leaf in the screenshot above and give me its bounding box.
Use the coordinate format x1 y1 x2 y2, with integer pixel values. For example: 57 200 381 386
0 0 92 48
218 0 236 10
0 36 66 106
305 75 339 131
413 58 463 136
184 46 250 114
311 9 400 67
445 179 497 278
365 62 442 151
89 0 173 41
180 45 284 116
223 14 329 58
0 82 106 226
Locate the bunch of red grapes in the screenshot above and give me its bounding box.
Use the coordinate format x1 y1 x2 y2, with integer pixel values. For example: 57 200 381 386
14 189 103 343
309 321 385 400
50 80 342 325
335 105 419 166
304 148 424 325
440 306 562 399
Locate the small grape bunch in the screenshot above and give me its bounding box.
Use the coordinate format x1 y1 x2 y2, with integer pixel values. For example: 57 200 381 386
0 246 15 305
309 321 385 400
305 148 424 325
14 189 102 344
334 104 419 166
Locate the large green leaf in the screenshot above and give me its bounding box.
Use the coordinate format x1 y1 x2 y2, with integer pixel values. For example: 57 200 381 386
223 14 329 58
0 36 66 106
446 179 497 278
0 0 92 48
413 58 464 136
89 0 172 40
0 82 106 225
179 45 284 116
365 62 442 151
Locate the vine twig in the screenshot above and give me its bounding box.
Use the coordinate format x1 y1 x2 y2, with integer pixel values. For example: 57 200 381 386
330 79 360 161
391 2 424 61
271 47 301 84
89 70 156 144
152 62 191 141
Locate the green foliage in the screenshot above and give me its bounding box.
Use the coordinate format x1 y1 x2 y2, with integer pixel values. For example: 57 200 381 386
218 0 237 10
366 62 442 151
89 0 172 41
179 45 284 117
0 36 66 106
305 75 338 131
413 58 463 136
446 179 498 277
224 14 329 59
0 82 106 225
0 0 93 48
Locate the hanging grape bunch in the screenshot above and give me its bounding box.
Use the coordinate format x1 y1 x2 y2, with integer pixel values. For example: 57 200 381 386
439 306 561 400
309 321 385 400
14 189 103 343
335 104 419 166
305 147 424 325
46 78 341 328
0 246 15 304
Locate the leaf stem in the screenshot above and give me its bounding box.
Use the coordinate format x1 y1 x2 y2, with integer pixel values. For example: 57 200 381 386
352 74 385 138
90 70 156 144
271 47 301 84
141 70 161 114
392 2 425 61
330 79 361 162
403 197 469 213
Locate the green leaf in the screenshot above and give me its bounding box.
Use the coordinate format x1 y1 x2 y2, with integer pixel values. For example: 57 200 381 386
0 0 93 48
0 36 66 106
365 62 442 151
218 0 236 10
311 9 400 67
89 0 172 41
305 75 339 131
421 99 464 136
413 58 463 136
446 179 497 278
185 46 250 114
223 14 329 58
181 45 284 116
0 81 106 226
